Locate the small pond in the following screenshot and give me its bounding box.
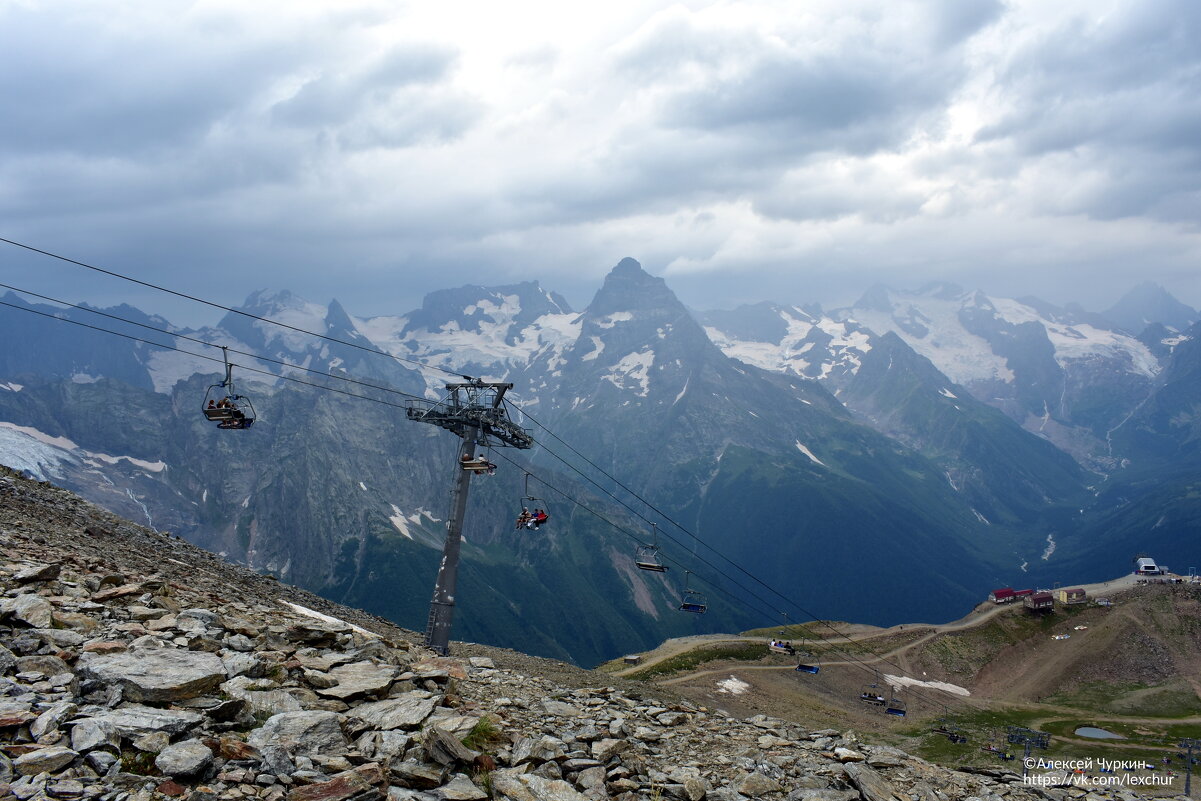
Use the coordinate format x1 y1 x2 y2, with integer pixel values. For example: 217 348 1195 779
1075 726 1126 739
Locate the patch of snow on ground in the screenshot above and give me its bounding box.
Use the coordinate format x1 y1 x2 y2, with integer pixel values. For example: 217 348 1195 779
389 504 413 539
851 292 1014 385
884 674 970 696
716 676 751 695
1042 533 1056 560
595 312 633 329
0 425 76 480
972 509 991 525
0 422 165 474
0 382 22 392
939 388 958 399
673 378 689 405
989 296 1159 377
581 336 605 362
603 350 654 396
255 295 329 352
359 482 368 491
280 601 378 639
795 441 825 466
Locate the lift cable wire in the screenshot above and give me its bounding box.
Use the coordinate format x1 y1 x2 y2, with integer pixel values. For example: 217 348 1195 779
490 447 984 716
505 396 961 696
0 299 424 414
0 236 470 381
0 242 976 713
0 295 975 716
0 283 431 406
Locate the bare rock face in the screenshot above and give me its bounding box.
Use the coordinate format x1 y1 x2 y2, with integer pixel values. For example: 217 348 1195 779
76 649 227 702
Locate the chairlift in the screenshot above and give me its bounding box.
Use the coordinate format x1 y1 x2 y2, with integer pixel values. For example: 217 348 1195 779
514 473 550 530
202 347 255 430
858 670 887 706
885 692 907 717
794 663 820 674
634 523 668 572
678 571 707 614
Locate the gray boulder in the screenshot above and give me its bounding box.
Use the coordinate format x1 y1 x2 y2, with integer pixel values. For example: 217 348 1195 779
248 710 350 758
77 649 226 702
155 739 214 778
87 705 204 739
349 693 438 731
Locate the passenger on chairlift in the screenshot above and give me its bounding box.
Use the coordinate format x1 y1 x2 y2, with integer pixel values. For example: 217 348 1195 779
527 509 549 529
516 507 532 529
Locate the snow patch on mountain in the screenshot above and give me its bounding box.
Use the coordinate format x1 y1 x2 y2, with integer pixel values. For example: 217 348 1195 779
581 336 605 362
0 422 166 478
355 300 581 386
250 291 329 352
604 350 654 396
705 310 872 381
596 312 633 329
389 504 414 540
849 296 1015 386
794 441 825 466
990 297 1158 376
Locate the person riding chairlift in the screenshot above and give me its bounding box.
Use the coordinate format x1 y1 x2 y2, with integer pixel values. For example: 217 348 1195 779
515 507 532 529
460 453 496 474
527 508 549 529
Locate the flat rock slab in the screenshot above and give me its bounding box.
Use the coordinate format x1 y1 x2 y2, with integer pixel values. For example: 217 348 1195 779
221 676 303 716
78 649 226 703
87 705 205 739
843 762 900 801
490 771 590 801
349 693 437 731
249 710 349 758
288 763 385 801
13 746 79 776
316 662 397 701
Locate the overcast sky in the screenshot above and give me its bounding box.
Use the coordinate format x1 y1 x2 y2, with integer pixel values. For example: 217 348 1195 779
1 0 1199 325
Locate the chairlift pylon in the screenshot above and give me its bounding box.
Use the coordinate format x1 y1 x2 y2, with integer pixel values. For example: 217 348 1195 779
678 570 707 614
202 346 255 429
634 522 668 572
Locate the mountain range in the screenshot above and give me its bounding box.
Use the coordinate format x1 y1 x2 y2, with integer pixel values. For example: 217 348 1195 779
0 259 1198 665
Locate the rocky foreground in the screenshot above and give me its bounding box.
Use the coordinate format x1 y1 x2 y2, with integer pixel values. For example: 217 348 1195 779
0 467 1162 801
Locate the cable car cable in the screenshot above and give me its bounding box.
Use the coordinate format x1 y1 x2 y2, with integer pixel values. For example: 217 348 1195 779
0 236 471 381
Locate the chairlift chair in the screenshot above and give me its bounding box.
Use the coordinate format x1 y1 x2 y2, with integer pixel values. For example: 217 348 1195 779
794 663 820 674
858 671 887 706
678 571 707 614
202 347 256 429
634 523 668 572
885 693 907 717
515 473 549 529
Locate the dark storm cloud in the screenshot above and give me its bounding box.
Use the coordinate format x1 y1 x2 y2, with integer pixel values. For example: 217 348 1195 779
975 1 1201 222
0 5 304 157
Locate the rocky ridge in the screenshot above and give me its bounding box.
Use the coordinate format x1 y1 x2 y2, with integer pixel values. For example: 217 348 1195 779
0 467 1158 801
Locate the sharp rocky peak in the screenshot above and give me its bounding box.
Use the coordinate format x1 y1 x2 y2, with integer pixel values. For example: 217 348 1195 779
585 258 683 319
